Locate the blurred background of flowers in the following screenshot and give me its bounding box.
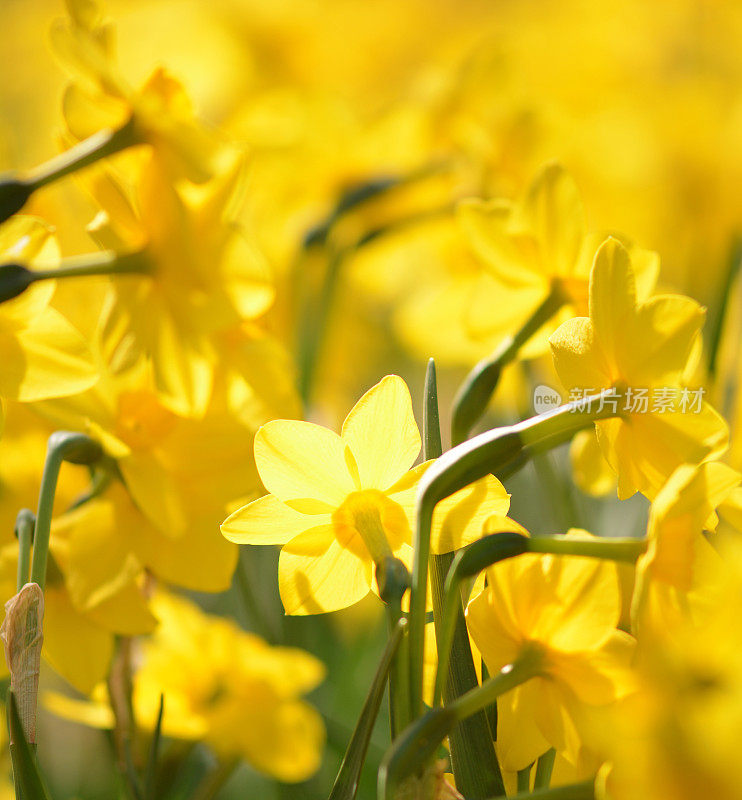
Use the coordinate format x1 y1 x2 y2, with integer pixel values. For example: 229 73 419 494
1 0 742 797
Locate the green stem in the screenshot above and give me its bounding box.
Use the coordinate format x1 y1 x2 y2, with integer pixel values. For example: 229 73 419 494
489 780 595 800
191 758 240 800
30 432 103 590
329 618 406 800
425 359 506 798
14 509 35 592
31 250 149 281
0 120 138 224
526 535 647 562
517 766 532 793
379 655 539 800
451 284 567 445
28 120 137 192
447 653 541 722
534 748 556 789
409 391 620 718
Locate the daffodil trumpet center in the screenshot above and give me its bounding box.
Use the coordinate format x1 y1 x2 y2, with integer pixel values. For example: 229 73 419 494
451 281 568 445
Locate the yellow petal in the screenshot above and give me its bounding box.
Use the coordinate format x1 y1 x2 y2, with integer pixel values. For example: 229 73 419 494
569 430 616 497
255 421 357 512
520 162 587 279
457 198 546 289
496 681 552 772
222 495 328 545
0 309 98 402
623 295 705 387
549 317 610 391
430 476 515 553
278 526 372 615
229 698 325 782
341 375 421 491
43 587 114 695
588 237 636 370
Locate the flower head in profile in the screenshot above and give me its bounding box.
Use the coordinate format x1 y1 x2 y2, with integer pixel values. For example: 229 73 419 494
465 531 636 772
222 375 522 615
459 163 659 355
549 236 728 499
632 461 741 634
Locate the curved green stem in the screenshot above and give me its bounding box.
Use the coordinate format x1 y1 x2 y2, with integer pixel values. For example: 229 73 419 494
30 432 103 590
0 120 138 223
14 509 35 592
534 748 556 790
451 283 567 445
409 391 621 718
379 655 539 800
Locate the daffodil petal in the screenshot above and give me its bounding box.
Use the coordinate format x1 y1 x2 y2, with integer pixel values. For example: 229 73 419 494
279 527 372 615
222 494 328 544
255 420 357 511
341 375 421 491
549 317 610 391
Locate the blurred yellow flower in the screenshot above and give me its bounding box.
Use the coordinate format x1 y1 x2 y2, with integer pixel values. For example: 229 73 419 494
549 236 728 499
222 374 521 614
86 157 273 417
0 216 97 405
46 592 326 783
465 531 636 772
51 0 231 183
459 163 659 356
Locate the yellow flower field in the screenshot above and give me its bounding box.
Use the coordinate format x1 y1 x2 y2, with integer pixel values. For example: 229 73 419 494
0 1 741 798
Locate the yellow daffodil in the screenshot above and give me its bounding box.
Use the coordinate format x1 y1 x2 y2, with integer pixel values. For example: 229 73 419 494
549 236 728 499
222 375 520 614
632 461 741 634
598 538 742 800
458 163 659 356
51 0 231 184
465 530 636 772
46 592 326 782
34 360 263 592
85 156 274 417
0 216 97 406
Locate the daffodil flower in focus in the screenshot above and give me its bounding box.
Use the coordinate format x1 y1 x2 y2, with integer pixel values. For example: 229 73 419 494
46 592 326 783
465 530 636 773
0 217 97 408
458 162 659 356
222 375 521 615
549 236 728 499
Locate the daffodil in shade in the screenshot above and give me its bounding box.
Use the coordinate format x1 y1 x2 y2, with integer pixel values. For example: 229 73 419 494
458 163 659 356
465 531 636 772
51 0 231 184
0 217 97 407
46 592 326 783
632 461 741 633
222 375 521 615
84 155 274 417
549 236 728 500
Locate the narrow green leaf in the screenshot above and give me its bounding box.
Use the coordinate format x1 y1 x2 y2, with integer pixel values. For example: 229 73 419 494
329 618 407 800
6 689 51 800
143 694 165 800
